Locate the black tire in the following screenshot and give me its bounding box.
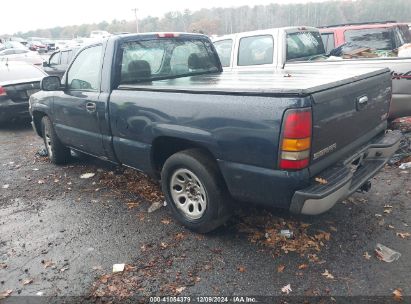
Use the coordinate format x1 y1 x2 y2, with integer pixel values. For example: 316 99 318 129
161 149 232 233
41 116 71 165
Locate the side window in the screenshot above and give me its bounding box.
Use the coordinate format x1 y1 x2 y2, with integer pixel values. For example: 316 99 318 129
238 35 273 66
60 51 69 65
67 45 102 91
321 33 335 53
214 39 233 67
49 52 61 65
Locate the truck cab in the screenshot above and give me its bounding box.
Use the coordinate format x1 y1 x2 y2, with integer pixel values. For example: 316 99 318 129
319 21 411 54
213 26 326 70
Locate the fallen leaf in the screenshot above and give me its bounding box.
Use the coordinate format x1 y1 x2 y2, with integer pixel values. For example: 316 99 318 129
148 201 162 213
161 218 171 225
175 233 185 241
384 209 392 214
37 180 45 184
43 260 55 268
0 263 7 269
329 226 338 232
127 202 139 209
277 264 285 273
2 184 9 189
315 177 328 185
363 252 371 260
0 290 12 299
315 231 331 241
175 287 186 293
322 269 334 279
23 279 33 285
298 264 309 270
393 288 403 301
60 267 69 272
281 284 292 294
160 242 168 249
388 225 395 229
238 266 246 273
80 173 95 179
396 232 411 239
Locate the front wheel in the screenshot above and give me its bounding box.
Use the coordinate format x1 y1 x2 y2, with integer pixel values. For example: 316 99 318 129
161 149 232 233
41 116 70 165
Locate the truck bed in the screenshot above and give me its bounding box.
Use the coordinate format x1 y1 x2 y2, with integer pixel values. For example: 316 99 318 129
118 67 390 96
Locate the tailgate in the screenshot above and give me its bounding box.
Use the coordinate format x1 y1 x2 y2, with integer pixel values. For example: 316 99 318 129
310 70 392 173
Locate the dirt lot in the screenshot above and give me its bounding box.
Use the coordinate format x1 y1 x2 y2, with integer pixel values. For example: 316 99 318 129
0 121 410 303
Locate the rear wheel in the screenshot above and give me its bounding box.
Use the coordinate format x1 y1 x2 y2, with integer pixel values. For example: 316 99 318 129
41 116 70 165
161 149 232 233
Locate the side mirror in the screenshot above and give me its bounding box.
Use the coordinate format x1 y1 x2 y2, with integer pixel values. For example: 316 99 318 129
42 61 48 67
41 76 62 91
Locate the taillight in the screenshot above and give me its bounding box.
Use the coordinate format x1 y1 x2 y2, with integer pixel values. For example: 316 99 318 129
279 108 312 170
0 86 6 96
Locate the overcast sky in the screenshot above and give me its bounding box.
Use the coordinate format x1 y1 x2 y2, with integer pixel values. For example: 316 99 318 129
1 0 329 35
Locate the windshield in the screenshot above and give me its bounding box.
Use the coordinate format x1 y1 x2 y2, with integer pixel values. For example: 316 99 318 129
286 31 325 61
119 37 220 84
344 28 394 50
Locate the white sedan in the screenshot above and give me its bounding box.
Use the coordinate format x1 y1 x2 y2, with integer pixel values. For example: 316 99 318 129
0 49 44 66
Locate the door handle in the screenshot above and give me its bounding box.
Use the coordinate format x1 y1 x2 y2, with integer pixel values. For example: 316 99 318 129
86 102 96 113
356 96 368 111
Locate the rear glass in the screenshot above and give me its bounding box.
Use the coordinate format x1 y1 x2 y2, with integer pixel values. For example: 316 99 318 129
238 35 273 66
213 39 233 67
286 31 325 61
0 64 44 82
321 33 335 54
344 28 394 50
119 38 219 84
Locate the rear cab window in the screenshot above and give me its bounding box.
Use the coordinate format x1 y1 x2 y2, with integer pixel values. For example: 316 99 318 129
286 31 325 61
238 35 273 66
213 39 233 67
118 36 220 85
344 28 395 50
320 32 335 54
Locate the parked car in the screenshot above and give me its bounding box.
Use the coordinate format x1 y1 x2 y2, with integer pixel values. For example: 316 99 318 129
319 21 411 53
0 41 27 51
213 26 411 119
41 39 56 52
30 33 400 232
43 48 79 77
27 41 47 53
90 30 111 39
0 49 43 66
10 37 28 46
55 40 72 50
0 61 46 123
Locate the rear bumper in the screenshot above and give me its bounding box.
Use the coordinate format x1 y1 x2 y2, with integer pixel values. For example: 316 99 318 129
290 130 402 215
0 102 30 122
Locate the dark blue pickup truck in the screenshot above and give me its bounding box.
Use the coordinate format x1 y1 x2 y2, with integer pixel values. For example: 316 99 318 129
29 33 401 232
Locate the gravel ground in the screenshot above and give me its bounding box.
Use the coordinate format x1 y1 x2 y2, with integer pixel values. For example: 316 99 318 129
0 121 410 303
